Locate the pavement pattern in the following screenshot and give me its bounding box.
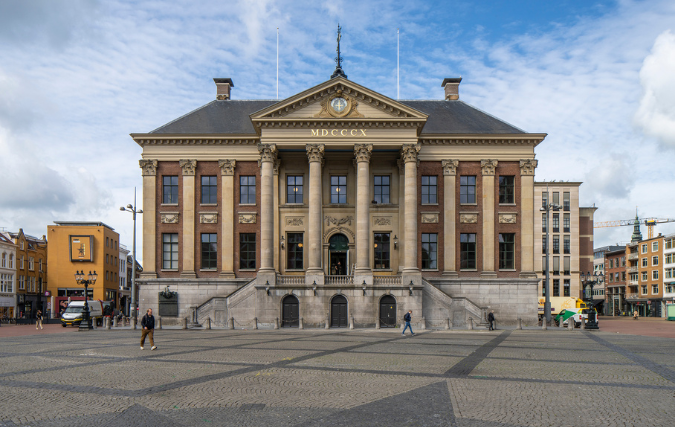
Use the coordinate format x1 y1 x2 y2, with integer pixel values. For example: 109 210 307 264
0 327 674 426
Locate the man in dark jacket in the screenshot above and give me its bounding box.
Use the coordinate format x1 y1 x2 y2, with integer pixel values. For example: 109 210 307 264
140 308 157 350
402 310 415 336
487 310 496 331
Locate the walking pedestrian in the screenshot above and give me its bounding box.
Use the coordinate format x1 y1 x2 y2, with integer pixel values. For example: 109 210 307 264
487 310 496 331
140 308 157 350
35 309 43 330
402 310 415 336
633 310 638 320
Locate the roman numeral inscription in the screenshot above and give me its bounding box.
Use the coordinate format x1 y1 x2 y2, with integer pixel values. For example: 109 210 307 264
311 129 367 137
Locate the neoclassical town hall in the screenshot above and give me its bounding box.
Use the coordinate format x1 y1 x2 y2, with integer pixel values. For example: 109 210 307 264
133 63 546 328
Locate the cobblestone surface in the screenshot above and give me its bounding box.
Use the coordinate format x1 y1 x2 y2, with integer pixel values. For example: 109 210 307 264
0 329 674 426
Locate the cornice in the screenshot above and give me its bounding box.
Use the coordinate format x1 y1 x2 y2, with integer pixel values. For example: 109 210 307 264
131 135 259 147
419 133 547 147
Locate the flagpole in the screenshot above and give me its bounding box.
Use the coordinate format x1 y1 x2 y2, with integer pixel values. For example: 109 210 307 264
276 27 279 100
397 28 400 100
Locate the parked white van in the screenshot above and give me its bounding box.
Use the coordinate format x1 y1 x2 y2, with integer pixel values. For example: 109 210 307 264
60 300 103 327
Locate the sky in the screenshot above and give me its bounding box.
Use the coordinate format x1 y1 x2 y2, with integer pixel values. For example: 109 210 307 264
1 0 674 263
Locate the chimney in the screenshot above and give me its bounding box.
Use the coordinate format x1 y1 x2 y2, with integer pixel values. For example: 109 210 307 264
213 78 234 100
442 77 462 100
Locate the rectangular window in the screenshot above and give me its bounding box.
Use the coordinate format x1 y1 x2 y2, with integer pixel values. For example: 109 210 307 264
608 274 613 283
542 279 547 297
374 233 390 270
652 284 659 294
239 233 256 269
642 244 648 254
373 176 390 204
287 233 303 270
642 271 648 281
421 233 438 269
499 233 515 269
498 176 515 204
552 213 559 232
460 233 476 269
553 279 560 297
666 239 673 249
622 256 626 267
19 275 25 290
563 192 570 211
563 214 570 232
666 254 672 264
542 235 547 254
460 176 476 204
162 234 179 270
553 236 559 254
563 235 570 254
552 192 559 206
240 176 256 204
642 258 648 267
652 256 659 266
28 257 34 271
201 233 217 270
564 257 570 275
286 175 303 204
20 256 24 270
330 175 347 204
641 285 648 294
542 213 547 232
652 270 659 280
564 279 570 297
542 191 548 208
652 241 659 252
163 176 178 204
666 268 672 279
201 176 218 204
542 256 547 272
421 176 437 204
553 256 560 275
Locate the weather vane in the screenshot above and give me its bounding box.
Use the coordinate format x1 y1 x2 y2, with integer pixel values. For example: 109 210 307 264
331 23 347 79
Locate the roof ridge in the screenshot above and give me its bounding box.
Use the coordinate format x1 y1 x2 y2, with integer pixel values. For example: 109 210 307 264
456 100 527 133
150 100 217 134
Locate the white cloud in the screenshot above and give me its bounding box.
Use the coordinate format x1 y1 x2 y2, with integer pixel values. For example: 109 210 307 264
634 30 675 148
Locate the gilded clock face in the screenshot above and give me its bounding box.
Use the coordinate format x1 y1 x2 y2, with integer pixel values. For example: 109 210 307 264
330 97 348 113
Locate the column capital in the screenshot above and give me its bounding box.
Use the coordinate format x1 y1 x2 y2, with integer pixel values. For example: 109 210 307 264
218 159 236 176
480 159 498 176
354 144 373 163
257 143 277 162
306 144 325 163
273 158 281 175
179 159 197 176
519 159 538 176
442 159 459 176
400 144 420 163
139 159 158 176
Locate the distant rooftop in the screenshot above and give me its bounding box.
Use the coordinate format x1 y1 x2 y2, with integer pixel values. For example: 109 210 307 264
53 221 115 231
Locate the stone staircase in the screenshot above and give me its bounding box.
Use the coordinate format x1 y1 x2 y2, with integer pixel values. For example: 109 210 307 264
196 278 257 327
421 278 488 328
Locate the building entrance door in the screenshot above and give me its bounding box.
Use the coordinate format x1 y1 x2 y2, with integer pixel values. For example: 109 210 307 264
281 295 299 327
331 295 348 327
379 295 396 328
329 234 349 275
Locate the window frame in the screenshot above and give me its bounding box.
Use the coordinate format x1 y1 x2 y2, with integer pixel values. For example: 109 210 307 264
373 175 390 204
200 233 218 270
162 175 179 204
286 233 304 270
239 233 257 270
201 175 218 204
373 233 391 270
421 233 438 270
563 235 570 254
460 176 476 204
286 175 304 204
460 233 476 270
162 233 179 270
239 176 256 205
498 176 515 204
563 213 570 233
330 175 347 204
421 176 438 204
498 233 515 270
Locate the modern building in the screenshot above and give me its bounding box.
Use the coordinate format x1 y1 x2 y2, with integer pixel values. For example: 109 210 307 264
664 234 675 308
3 229 48 318
132 66 548 328
605 247 627 316
0 232 17 319
533 182 597 312
594 244 624 314
46 222 121 317
628 235 664 317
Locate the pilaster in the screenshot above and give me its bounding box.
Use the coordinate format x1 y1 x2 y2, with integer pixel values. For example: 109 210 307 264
179 159 197 278
306 144 325 284
139 159 158 279
401 144 421 283
481 159 497 278
442 159 459 277
257 144 277 284
219 159 236 278
354 144 373 284
520 159 538 278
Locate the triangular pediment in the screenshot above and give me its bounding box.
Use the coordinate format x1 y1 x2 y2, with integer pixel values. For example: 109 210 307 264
250 77 428 125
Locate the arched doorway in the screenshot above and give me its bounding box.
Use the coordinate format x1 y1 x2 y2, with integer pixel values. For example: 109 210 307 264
328 234 349 275
331 295 348 328
281 295 299 328
379 295 397 328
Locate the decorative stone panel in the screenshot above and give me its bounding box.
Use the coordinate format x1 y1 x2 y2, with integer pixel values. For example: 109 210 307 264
325 216 353 226
286 217 304 227
200 213 218 224
239 213 257 224
421 213 439 224
441 159 458 176
480 159 498 176
373 217 391 226
498 213 517 224
460 213 478 224
519 159 538 176
218 159 236 175
161 212 179 224
179 159 197 176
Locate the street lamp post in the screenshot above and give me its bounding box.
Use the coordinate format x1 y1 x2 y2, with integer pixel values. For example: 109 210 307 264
74 270 97 331
540 188 560 325
581 271 604 305
121 189 143 321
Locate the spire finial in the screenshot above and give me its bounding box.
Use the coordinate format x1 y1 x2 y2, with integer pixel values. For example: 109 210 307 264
331 23 347 79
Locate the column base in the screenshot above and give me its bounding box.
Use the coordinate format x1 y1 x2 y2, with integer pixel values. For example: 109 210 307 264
519 271 538 279
305 270 325 285
256 270 277 286
442 271 459 278
219 271 236 279
354 272 373 285
402 271 422 286
180 271 197 279
480 271 498 278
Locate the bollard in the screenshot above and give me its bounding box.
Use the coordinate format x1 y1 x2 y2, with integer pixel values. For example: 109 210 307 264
182 317 188 329
517 317 522 330
92 318 97 329
568 318 574 331
376 318 380 330
106 317 111 330
420 316 426 330
254 317 258 330
205 317 211 330
559 317 564 328
274 318 279 330
349 316 354 330
542 318 547 330
581 319 586 330
467 317 473 330
325 315 330 329
446 318 451 330
299 317 304 330
228 317 234 330
132 316 137 330
157 316 162 330
113 316 118 328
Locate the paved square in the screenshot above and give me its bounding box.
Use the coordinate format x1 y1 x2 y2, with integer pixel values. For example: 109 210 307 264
1 328 674 426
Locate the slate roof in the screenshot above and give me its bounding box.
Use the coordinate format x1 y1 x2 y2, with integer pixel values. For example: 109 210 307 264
149 99 525 135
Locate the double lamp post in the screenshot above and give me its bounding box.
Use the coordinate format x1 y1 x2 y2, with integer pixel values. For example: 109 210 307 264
74 270 97 331
120 190 143 321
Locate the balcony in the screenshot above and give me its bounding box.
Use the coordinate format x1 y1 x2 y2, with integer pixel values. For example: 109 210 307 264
277 275 305 285
628 253 638 261
629 280 639 286
627 266 638 273
325 275 354 285
626 293 640 300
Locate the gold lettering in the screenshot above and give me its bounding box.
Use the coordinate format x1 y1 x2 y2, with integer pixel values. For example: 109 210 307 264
341 129 347 136
351 129 357 136
311 129 319 136
322 129 328 136
331 129 338 136
360 129 367 136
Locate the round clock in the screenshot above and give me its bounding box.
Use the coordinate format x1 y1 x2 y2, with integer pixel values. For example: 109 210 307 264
330 97 348 113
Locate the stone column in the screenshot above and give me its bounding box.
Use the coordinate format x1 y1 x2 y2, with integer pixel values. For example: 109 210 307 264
218 160 236 278
481 159 498 277
520 159 538 278
306 144 325 284
354 144 373 283
273 159 281 273
257 144 276 284
442 159 459 277
397 159 405 273
139 160 158 278
179 159 197 278
401 144 421 284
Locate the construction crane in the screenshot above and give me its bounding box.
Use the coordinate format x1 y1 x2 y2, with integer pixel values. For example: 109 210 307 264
594 216 675 239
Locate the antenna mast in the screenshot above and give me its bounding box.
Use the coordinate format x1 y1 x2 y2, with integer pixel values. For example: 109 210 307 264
276 27 279 100
397 28 400 100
